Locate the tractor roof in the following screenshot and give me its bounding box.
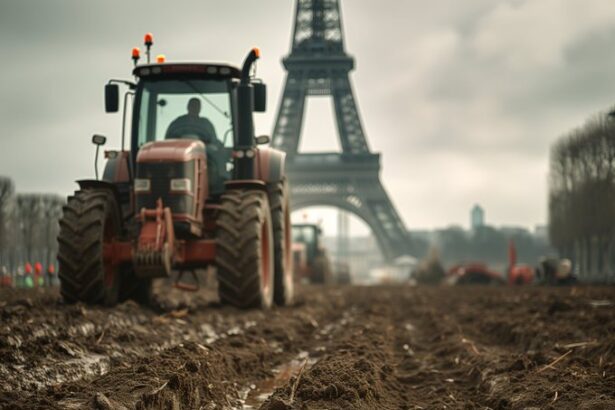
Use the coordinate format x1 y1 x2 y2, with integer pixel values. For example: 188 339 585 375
133 63 241 80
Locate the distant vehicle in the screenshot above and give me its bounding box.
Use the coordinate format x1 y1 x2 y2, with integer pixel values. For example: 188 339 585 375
446 262 504 285
291 223 331 284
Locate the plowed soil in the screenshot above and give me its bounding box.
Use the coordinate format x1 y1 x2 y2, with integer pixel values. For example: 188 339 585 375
0 284 613 409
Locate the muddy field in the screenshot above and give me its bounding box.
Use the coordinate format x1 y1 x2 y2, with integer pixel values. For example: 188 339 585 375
0 283 614 409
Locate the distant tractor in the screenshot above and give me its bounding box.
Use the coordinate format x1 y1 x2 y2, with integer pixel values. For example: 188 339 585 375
446 262 504 285
57 34 293 308
291 223 331 284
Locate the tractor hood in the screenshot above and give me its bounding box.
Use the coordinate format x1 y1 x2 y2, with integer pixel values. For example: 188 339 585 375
137 139 206 163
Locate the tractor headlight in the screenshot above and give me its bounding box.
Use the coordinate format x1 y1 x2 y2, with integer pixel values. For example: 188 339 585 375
134 178 151 192
170 178 191 193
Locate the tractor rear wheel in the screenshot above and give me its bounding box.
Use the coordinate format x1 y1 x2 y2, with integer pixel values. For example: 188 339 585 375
57 189 122 306
267 179 294 306
216 189 274 309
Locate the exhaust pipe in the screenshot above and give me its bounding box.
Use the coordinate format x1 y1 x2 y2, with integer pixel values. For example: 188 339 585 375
234 48 260 180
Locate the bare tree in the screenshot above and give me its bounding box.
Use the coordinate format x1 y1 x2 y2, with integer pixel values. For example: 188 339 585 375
16 194 64 267
549 109 615 281
0 177 18 271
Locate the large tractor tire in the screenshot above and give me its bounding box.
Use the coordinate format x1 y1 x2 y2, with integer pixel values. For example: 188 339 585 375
57 189 123 306
267 179 294 306
216 189 274 309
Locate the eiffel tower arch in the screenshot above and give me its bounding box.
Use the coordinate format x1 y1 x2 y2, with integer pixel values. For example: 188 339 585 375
272 0 411 261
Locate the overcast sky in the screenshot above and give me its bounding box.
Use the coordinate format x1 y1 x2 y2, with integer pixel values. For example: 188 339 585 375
2 0 615 232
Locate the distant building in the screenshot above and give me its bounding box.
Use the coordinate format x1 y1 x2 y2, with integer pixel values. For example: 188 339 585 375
499 226 531 237
470 204 485 230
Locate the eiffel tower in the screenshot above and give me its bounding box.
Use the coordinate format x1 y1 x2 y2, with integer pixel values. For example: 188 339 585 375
272 0 410 261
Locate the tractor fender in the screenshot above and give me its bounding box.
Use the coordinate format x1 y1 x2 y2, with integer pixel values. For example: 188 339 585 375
224 180 267 191
254 147 286 184
76 180 122 203
76 179 133 221
102 150 131 184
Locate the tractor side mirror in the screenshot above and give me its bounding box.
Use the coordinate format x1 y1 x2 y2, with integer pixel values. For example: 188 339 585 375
253 82 267 112
92 134 107 146
92 134 107 180
255 135 270 145
105 84 119 113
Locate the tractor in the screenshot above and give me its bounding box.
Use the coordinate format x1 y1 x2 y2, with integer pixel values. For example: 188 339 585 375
57 34 293 308
291 223 331 284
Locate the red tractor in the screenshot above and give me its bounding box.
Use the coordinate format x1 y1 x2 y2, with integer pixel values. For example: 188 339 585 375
57 35 293 308
291 223 331 284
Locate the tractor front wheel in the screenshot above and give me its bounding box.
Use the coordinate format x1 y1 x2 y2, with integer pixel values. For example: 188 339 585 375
57 189 122 306
216 189 274 309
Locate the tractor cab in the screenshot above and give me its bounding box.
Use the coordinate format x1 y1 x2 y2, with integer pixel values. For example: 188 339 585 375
103 44 268 239
292 224 323 263
291 223 331 284
130 63 242 196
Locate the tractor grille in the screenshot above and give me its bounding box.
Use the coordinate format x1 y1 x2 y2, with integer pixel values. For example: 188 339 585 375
136 161 195 216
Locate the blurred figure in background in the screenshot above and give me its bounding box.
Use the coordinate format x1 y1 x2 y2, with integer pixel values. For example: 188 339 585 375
34 262 43 287
47 264 56 287
15 266 24 288
536 258 576 285
24 262 34 288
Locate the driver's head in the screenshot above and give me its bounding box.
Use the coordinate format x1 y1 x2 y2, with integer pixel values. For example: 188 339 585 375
187 98 201 117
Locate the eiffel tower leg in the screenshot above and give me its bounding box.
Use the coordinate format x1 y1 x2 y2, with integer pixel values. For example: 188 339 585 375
332 76 369 154
358 179 410 261
289 175 410 262
271 72 307 154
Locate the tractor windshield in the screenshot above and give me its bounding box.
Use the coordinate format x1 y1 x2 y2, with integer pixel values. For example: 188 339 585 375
134 79 234 149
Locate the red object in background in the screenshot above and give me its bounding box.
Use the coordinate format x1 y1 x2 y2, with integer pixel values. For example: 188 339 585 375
507 239 535 285
0 276 11 287
25 262 32 275
33 262 43 288
48 264 56 274
447 262 504 284
509 265 534 285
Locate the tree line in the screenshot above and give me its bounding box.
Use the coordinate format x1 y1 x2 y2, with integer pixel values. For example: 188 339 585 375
548 111 615 280
0 176 64 273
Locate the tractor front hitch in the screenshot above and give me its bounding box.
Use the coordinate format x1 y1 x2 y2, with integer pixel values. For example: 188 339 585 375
134 199 175 278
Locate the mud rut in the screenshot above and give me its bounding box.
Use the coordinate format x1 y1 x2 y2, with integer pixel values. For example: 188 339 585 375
0 284 614 409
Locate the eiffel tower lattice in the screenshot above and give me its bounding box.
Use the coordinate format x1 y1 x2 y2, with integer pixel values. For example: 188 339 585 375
272 0 410 261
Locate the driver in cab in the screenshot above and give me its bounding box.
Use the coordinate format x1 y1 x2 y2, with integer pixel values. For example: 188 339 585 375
165 97 218 144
